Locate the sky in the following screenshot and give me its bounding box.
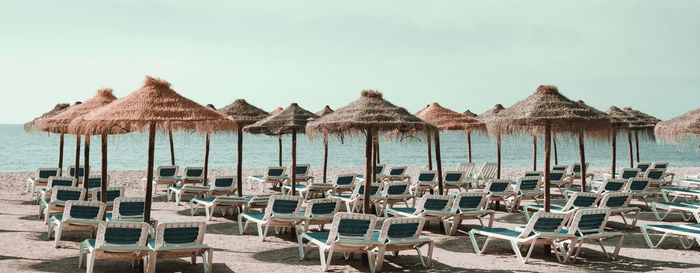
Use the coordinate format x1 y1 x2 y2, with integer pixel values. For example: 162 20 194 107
1 0 699 124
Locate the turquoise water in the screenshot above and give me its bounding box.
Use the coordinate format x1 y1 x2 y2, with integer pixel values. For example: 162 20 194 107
2 124 698 172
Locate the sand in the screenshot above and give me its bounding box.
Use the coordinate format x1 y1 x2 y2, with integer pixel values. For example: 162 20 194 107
1 166 699 273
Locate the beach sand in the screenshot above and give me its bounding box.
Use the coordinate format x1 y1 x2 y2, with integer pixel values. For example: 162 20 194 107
1 166 699 272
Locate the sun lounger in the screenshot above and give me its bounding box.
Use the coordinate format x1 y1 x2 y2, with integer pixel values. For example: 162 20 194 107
247 166 286 190
178 167 205 186
84 175 110 199
329 173 357 195
651 201 700 223
469 212 575 264
40 186 86 224
298 198 341 232
565 178 627 202
368 217 433 272
285 164 315 184
507 176 543 212
208 175 237 196
141 165 179 192
660 187 700 203
563 208 624 263
297 213 378 272
524 171 543 177
374 181 413 216
190 196 246 221
603 168 641 180
48 201 106 248
66 165 85 181
444 192 494 235
26 168 61 194
331 183 383 213
443 170 468 194
238 195 304 241
568 162 594 189
644 168 668 188
598 192 639 228
678 177 700 190
457 163 475 179
356 164 386 182
376 166 410 182
106 197 154 223
482 179 517 211
89 186 124 209
634 162 651 173
409 170 438 196
624 177 655 206
78 221 152 273
282 183 334 199
242 195 270 212
167 185 210 205
524 192 601 221
36 176 77 204
147 221 213 273
548 170 573 196
641 223 700 249
467 162 498 189
385 194 453 234
652 162 674 182
552 165 568 173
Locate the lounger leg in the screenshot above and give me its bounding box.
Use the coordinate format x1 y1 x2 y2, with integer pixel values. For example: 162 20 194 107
205 206 212 222
510 241 526 264
258 223 266 242
487 212 495 227
53 224 62 248
641 226 668 249
86 253 96 273
189 200 196 216
372 246 385 272
78 242 86 268
613 235 624 259
468 231 490 255
205 248 213 273
238 215 245 234
297 235 306 260
148 250 156 273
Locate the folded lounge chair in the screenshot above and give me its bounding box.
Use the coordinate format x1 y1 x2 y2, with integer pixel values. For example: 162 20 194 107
247 166 286 190
147 221 213 273
456 163 475 179
78 221 152 273
40 186 86 224
368 217 433 272
26 168 61 194
467 162 498 189
563 208 624 263
48 200 106 248
141 165 179 192
238 195 304 241
641 223 700 249
444 192 494 235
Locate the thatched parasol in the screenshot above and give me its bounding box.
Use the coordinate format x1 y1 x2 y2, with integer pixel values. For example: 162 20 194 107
623 107 660 162
69 76 238 222
219 99 270 195
269 107 283 115
24 103 72 171
477 104 506 178
315 106 334 183
244 103 317 195
655 108 700 143
36 89 118 194
578 100 626 176
307 90 436 213
606 106 646 168
486 85 612 212
463 109 478 118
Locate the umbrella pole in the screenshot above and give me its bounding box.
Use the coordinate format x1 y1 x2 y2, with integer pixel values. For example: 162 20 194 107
467 132 472 163
612 128 617 176
628 128 634 167
553 132 558 165
634 130 640 163
291 130 297 196
204 133 210 186
323 134 328 183
363 129 372 214
144 122 156 223
544 124 551 211
278 135 283 166
83 135 90 197
58 133 64 171
533 135 537 171
237 127 243 197
374 137 380 164
426 133 433 170
497 134 501 179
578 130 587 192
435 131 444 195
100 134 108 217
169 130 175 165
75 134 81 179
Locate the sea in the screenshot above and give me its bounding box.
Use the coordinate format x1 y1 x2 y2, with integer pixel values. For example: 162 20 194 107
2 124 698 172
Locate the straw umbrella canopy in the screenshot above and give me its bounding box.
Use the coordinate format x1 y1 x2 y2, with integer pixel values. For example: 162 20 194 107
244 103 318 195
655 108 700 143
486 85 612 212
268 107 285 166
415 103 486 193
623 107 660 163
477 104 506 178
606 106 646 168
577 100 627 175
36 89 118 196
69 76 238 222
218 99 270 196
24 103 72 170
315 106 335 183
307 90 436 213
463 109 478 118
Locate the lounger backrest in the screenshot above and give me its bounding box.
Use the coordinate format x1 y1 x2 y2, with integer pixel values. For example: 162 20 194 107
377 217 425 243
619 168 640 179
602 179 627 192
50 186 86 202
213 196 246 207
293 164 310 176
154 221 206 248
563 192 600 211
478 163 498 180
66 165 85 178
644 168 665 180
112 197 146 219
86 175 105 189
443 171 464 182
516 176 541 193
95 222 150 247
334 174 356 187
304 199 340 218
599 192 632 208
354 183 383 198
416 194 452 213
452 192 488 212
388 166 407 176
652 162 669 170
566 208 610 235
180 185 210 195
456 163 475 177
569 162 589 175
551 165 568 172
91 187 125 203
520 212 569 239
634 162 651 173
266 167 286 177
383 181 410 196
183 167 204 178
246 196 270 211
48 176 78 188
626 177 651 192
485 179 511 193
327 213 377 244
375 164 386 175
524 171 542 177
213 175 235 188
549 170 566 181
36 168 61 180
157 165 179 178
417 171 437 183
64 201 105 220
263 195 303 220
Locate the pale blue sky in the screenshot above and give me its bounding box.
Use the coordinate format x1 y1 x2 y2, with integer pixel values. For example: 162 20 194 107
2 0 698 124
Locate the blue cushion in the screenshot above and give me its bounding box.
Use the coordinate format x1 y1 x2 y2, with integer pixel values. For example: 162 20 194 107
389 168 404 176
336 176 354 185
118 202 144 216
458 196 483 209
295 166 308 174
268 169 284 176
215 178 234 187
488 182 509 193
573 196 597 208
305 232 330 242
95 190 121 202
605 196 628 207
244 212 265 220
386 185 407 195
629 180 649 191
51 178 75 187
87 177 102 189
56 190 82 201
423 199 448 210
578 213 606 230
389 207 417 215
533 217 564 232
549 172 564 181
39 170 59 179
477 228 521 238
418 173 435 182
621 171 638 179
163 227 199 244
520 179 539 191
159 168 177 177
445 173 462 182
186 169 203 177
604 182 625 192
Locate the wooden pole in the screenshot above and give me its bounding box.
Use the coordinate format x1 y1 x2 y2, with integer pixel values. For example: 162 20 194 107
496 134 501 179
612 128 617 176
374 136 380 164
467 132 472 163
83 135 90 196
58 133 64 171
628 128 634 167
426 133 433 170
553 132 558 165
100 134 108 216
278 135 283 166
544 124 551 212
237 127 243 197
168 129 175 165
578 130 587 192
435 131 444 195
203 133 210 186
532 135 537 171
634 130 640 163
323 134 328 183
75 134 81 178
363 129 372 214
291 131 297 196
144 122 156 223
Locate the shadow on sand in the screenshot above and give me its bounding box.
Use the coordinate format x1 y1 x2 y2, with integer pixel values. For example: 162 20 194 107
29 256 233 273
